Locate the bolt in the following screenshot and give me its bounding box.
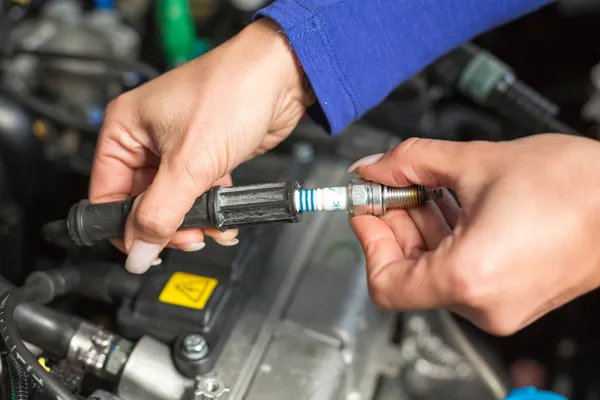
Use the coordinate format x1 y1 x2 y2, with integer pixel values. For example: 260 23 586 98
182 334 209 361
195 374 229 399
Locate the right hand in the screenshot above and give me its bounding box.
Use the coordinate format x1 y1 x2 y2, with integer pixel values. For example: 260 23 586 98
349 134 600 336
89 18 312 273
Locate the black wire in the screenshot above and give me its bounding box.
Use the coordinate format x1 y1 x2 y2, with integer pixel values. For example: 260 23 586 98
10 48 160 80
43 64 132 81
0 85 100 134
6 353 29 400
0 288 78 400
0 49 161 134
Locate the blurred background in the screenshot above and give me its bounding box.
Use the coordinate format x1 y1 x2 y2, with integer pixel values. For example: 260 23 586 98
0 1 599 399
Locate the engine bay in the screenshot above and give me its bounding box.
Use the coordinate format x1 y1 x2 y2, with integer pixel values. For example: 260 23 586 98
0 1 600 399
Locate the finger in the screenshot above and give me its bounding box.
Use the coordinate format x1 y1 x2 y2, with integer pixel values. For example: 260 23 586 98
350 215 405 270
204 228 240 246
168 229 206 251
351 214 453 310
131 167 158 196
132 168 208 252
407 202 452 250
99 168 158 256
434 188 462 229
378 209 426 258
214 174 232 187
348 137 488 189
124 159 216 274
89 123 159 203
165 228 239 250
110 238 127 253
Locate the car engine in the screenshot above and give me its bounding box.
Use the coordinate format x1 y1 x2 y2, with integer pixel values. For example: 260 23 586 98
0 1 599 399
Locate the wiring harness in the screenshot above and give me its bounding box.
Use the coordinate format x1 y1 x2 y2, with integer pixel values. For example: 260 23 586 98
0 268 81 400
0 48 160 134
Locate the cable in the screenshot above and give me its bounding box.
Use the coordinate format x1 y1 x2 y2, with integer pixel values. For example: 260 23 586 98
0 85 100 134
0 275 82 360
0 269 80 400
6 353 29 400
0 49 160 133
430 42 582 137
0 288 79 400
438 309 508 400
8 48 160 80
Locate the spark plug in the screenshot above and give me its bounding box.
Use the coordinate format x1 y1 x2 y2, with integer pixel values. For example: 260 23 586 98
296 179 442 216
42 180 441 248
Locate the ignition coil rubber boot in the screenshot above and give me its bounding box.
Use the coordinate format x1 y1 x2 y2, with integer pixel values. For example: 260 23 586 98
66 197 138 247
205 181 301 230
46 181 301 247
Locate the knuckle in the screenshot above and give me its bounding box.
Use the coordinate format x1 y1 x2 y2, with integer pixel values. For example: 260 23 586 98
368 284 394 311
447 252 489 306
105 93 131 116
135 211 175 239
169 151 215 188
366 273 394 311
480 313 520 337
179 156 200 181
392 137 423 160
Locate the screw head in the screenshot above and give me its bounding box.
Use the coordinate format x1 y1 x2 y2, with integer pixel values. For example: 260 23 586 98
182 334 209 361
194 374 229 399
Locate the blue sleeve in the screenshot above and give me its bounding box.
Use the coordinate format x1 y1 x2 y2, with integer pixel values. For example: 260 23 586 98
254 0 553 135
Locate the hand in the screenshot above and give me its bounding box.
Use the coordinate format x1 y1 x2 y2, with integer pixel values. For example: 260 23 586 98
90 19 312 273
349 134 600 336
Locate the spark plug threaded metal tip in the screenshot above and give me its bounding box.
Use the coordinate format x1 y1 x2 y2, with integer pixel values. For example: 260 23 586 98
384 185 443 210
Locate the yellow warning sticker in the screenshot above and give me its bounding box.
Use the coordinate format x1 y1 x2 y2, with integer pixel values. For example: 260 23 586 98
159 272 218 310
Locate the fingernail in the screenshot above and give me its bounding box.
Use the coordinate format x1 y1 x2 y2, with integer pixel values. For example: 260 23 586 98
348 153 384 173
214 230 237 242
151 258 162 266
182 242 206 252
215 238 239 247
126 240 162 274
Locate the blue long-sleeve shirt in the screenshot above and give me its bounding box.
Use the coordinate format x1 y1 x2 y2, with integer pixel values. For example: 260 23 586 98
255 0 552 135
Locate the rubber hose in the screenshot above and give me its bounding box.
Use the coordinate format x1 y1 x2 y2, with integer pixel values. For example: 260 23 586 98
6 354 29 400
0 275 80 359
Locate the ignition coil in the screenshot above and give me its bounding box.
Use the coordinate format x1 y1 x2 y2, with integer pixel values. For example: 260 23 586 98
42 179 441 248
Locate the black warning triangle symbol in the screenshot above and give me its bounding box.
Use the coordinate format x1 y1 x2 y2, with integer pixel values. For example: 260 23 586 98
175 280 208 302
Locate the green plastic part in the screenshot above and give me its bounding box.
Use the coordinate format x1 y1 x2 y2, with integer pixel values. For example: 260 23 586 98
157 0 197 67
458 52 513 103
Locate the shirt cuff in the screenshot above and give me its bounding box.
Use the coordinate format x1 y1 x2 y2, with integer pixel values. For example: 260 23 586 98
254 0 357 135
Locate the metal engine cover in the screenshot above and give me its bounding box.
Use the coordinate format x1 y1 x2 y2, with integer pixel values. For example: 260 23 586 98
206 158 403 400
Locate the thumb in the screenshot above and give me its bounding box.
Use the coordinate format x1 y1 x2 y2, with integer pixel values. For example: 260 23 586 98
124 164 209 273
348 138 490 189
